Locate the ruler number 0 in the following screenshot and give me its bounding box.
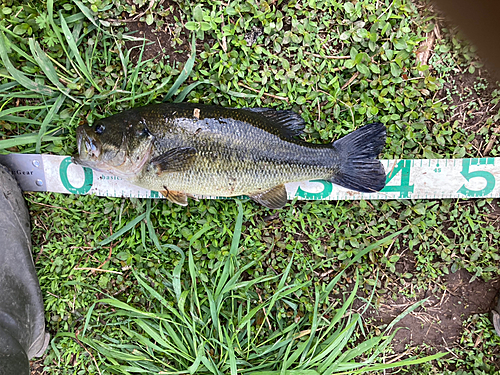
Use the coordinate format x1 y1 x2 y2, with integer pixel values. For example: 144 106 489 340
458 159 495 197
59 157 93 194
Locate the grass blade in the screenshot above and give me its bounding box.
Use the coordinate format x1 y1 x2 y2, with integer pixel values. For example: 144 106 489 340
81 302 96 337
97 298 158 318
347 353 447 374
277 252 295 291
59 10 101 91
0 104 50 117
36 93 65 153
215 200 244 297
60 332 150 362
224 328 238 375
145 199 167 255
345 228 407 268
134 319 194 362
0 32 54 96
28 38 81 104
0 81 18 92
297 287 320 367
316 318 358 372
97 212 146 247
248 371 320 375
173 80 210 103
73 0 99 27
0 134 61 150
188 344 205 374
163 33 196 102
384 298 429 334
0 115 41 126
161 243 186 304
132 270 186 322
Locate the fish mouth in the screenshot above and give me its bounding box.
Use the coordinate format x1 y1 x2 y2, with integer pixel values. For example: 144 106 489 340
72 125 103 168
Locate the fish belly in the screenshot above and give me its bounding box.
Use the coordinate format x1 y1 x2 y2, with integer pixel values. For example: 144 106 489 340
138 159 333 197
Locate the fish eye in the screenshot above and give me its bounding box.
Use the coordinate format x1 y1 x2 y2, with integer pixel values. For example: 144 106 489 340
95 123 105 135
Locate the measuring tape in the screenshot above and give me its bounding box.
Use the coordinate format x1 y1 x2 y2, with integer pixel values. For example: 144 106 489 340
0 153 498 200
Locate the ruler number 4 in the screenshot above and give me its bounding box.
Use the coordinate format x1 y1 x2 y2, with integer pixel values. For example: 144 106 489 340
458 159 495 197
382 160 414 198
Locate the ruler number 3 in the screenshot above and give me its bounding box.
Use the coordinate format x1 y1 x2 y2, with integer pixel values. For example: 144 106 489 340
458 159 495 197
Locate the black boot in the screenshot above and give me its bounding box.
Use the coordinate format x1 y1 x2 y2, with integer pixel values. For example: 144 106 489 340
0 164 49 375
493 291 500 337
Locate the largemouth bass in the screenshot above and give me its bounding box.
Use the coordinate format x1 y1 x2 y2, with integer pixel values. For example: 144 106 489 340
73 103 386 208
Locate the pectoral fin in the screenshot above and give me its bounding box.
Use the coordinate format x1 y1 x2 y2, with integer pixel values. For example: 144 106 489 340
249 184 288 209
151 147 197 174
160 189 189 206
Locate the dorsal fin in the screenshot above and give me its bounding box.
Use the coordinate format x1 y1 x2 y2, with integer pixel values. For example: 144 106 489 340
242 108 305 139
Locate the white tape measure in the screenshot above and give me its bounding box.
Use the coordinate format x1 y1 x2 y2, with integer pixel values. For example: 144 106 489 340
0 154 498 200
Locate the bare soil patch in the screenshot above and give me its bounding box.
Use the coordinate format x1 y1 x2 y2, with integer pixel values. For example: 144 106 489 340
360 255 500 359
123 0 190 64
418 0 500 157
486 199 500 230
125 20 189 64
442 71 497 130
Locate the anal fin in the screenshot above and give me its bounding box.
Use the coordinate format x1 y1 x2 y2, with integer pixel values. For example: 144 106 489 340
248 184 288 209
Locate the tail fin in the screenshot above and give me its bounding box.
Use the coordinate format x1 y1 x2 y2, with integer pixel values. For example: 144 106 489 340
330 123 386 193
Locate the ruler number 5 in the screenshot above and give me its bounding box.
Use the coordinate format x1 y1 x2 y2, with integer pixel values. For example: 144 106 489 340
458 159 495 197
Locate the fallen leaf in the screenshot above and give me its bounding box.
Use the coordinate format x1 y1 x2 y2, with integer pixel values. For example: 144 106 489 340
416 29 436 76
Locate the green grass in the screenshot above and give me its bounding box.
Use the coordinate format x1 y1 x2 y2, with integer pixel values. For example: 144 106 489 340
1 0 500 373
50 202 444 374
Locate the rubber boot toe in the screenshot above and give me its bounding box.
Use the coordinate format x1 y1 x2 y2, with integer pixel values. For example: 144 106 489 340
0 164 49 366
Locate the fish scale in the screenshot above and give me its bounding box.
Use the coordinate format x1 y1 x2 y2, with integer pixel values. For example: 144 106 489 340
141 114 335 196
